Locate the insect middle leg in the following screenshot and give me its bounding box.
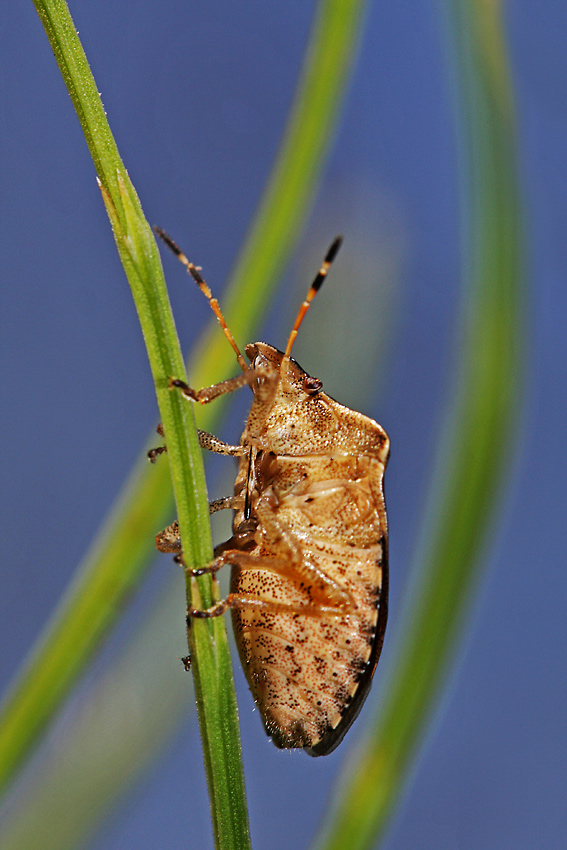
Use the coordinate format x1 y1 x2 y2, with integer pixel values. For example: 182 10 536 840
149 424 246 463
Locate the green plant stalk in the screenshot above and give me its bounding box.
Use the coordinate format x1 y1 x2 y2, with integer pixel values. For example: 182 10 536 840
25 2 250 847
99 178 250 850
312 2 525 849
0 0 368 837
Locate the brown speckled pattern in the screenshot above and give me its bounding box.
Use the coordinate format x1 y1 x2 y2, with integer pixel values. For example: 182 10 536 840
228 344 389 755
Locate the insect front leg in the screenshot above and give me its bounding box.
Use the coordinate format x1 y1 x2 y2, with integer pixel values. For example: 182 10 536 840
170 373 250 404
148 370 253 461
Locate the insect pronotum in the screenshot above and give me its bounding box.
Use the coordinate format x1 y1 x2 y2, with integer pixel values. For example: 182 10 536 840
152 230 390 756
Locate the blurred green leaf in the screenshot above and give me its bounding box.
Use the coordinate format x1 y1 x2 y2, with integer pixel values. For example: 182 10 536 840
312 2 525 848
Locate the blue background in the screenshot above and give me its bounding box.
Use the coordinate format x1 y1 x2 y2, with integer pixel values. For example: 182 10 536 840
1 2 566 849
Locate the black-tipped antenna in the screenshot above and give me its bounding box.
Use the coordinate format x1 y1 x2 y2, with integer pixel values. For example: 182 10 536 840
283 236 343 359
155 227 249 374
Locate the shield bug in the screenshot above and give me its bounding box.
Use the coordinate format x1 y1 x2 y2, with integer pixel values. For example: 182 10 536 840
152 230 389 756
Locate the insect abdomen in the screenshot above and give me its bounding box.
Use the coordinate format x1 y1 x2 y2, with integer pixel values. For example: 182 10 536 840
230 536 386 754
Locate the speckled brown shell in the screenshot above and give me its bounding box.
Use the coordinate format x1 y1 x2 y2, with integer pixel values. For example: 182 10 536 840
228 343 389 755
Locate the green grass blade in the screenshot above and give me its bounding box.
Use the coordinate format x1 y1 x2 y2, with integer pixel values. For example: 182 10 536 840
312 3 525 849
1 0 369 845
23 1 250 847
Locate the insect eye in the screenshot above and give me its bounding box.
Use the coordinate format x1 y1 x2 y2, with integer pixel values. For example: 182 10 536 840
303 377 323 395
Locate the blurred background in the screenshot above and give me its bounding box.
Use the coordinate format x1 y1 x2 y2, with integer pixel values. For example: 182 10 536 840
1 2 566 849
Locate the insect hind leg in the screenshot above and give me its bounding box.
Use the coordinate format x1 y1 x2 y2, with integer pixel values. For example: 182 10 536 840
186 548 354 621
253 493 354 610
187 592 345 622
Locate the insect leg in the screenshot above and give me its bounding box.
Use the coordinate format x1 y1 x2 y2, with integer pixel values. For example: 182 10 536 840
148 424 245 462
196 431 246 456
156 522 182 553
185 547 353 623
169 373 251 404
253 493 355 610
187 590 345 621
156 493 246 554
148 444 167 463
148 424 167 462
209 496 243 514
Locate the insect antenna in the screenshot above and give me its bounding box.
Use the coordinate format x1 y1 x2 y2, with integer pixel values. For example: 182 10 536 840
283 236 343 359
155 227 249 374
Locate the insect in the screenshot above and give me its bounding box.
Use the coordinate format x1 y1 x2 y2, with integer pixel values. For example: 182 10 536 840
152 230 390 756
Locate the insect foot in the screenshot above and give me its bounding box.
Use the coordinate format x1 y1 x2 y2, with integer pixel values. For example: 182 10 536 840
154 231 390 756
148 424 167 462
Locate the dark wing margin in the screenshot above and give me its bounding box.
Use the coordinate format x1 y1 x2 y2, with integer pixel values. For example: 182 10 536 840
304 540 389 757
